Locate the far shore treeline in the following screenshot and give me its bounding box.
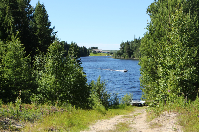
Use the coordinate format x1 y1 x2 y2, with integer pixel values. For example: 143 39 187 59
113 38 141 59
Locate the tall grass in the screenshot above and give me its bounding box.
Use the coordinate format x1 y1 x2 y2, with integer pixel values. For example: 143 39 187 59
0 99 135 132
2 94 198 132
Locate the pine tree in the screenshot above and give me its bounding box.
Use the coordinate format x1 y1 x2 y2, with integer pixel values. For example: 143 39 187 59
0 0 18 41
30 1 55 55
0 0 36 61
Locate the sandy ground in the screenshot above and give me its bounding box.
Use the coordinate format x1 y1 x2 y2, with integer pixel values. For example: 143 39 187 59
82 107 182 132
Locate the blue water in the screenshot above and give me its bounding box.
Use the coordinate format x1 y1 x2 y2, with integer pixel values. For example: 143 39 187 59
80 56 142 100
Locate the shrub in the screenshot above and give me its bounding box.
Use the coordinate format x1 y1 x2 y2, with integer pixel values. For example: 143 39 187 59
121 93 133 106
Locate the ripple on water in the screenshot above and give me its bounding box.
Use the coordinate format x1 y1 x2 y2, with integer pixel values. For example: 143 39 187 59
80 56 142 100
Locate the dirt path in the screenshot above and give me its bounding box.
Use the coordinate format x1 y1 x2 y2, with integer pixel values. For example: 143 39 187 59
82 107 182 132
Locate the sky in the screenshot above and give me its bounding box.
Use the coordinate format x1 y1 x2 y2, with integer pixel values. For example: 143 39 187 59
30 0 154 50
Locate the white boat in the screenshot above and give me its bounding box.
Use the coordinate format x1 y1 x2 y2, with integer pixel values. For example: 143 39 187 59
130 100 146 106
102 69 128 72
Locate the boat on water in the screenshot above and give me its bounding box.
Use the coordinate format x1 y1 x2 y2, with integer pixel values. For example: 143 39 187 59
124 69 128 72
101 68 128 72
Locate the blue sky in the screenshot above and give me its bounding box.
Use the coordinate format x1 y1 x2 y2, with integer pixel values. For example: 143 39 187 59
30 0 154 50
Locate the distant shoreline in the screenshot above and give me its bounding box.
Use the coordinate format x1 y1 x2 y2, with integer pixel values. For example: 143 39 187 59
112 57 139 60
88 54 139 60
89 53 110 56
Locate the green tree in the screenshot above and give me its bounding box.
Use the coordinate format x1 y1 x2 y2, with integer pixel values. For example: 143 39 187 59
124 41 131 58
0 0 34 57
139 0 199 105
15 0 33 58
115 39 141 59
0 0 22 41
0 36 34 103
34 40 90 108
30 1 55 55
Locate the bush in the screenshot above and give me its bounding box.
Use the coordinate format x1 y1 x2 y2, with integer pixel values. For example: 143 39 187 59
88 76 110 110
33 40 90 108
121 93 133 106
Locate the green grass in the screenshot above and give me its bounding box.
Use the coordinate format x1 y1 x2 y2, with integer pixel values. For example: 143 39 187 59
0 102 135 132
22 105 135 132
1 97 198 132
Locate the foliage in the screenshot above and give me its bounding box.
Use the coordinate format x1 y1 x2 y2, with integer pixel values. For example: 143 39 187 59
0 0 130 114
33 40 90 108
0 0 33 42
0 93 136 132
140 1 199 131
0 36 35 103
88 76 111 110
114 38 141 59
109 93 120 107
30 1 55 56
121 93 133 106
62 41 89 57
0 0 55 62
139 0 199 105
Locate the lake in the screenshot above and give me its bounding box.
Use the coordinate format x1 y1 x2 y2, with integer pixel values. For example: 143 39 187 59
80 56 142 101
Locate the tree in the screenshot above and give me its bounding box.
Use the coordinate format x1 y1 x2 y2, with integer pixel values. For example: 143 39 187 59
0 0 19 41
115 39 141 59
0 36 34 103
15 0 33 58
34 40 90 108
124 41 131 58
30 1 55 55
139 0 199 105
0 0 34 57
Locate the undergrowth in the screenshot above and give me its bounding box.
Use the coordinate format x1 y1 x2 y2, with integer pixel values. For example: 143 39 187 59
0 99 135 132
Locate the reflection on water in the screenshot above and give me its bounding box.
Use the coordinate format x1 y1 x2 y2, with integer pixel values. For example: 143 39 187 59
80 56 142 100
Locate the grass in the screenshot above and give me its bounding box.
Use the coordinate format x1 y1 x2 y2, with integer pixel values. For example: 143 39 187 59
0 100 136 132
1 97 198 132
